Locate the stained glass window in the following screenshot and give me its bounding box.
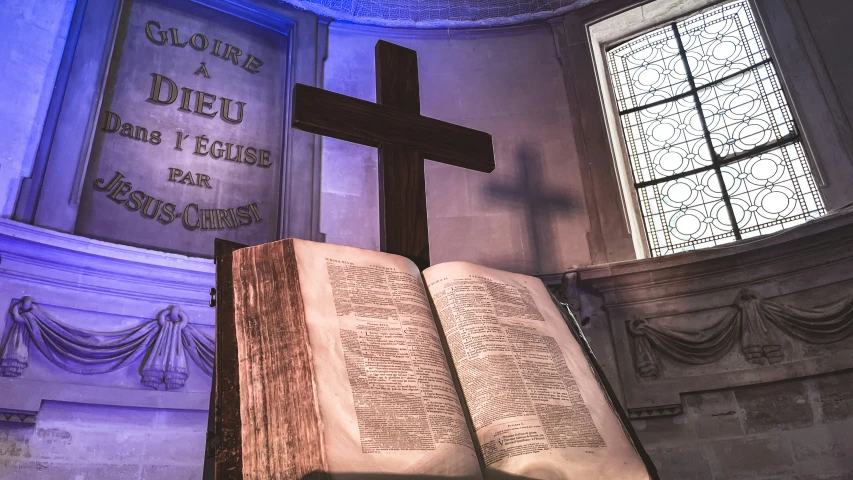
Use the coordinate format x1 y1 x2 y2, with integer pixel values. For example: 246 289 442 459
606 0 824 257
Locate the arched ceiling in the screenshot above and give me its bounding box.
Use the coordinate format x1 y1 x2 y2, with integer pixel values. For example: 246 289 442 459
277 0 600 28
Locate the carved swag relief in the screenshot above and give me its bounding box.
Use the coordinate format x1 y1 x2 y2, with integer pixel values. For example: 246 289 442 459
0 297 213 390
628 289 853 379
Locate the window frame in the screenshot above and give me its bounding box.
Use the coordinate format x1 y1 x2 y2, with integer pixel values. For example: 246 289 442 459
587 0 833 259
605 2 822 256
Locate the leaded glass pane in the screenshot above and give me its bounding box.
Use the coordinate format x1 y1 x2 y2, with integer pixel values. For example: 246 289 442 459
677 0 769 88
638 169 737 256
720 143 824 235
606 0 825 257
699 63 796 158
620 96 712 184
608 26 689 112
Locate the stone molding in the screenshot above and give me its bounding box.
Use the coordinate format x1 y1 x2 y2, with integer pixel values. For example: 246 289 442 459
1 297 213 390
628 288 853 379
626 404 682 419
0 218 214 307
575 207 853 417
0 412 36 424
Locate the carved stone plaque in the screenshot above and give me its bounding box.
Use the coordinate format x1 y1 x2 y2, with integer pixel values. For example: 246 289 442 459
76 0 288 256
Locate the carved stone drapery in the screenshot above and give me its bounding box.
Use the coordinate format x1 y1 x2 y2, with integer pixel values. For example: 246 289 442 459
628 289 853 379
0 297 213 390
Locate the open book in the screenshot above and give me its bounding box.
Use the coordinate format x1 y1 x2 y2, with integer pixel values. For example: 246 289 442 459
223 239 656 479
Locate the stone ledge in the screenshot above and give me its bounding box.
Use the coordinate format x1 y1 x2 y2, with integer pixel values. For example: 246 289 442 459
573 208 853 414
0 219 214 307
580 205 853 290
0 377 210 414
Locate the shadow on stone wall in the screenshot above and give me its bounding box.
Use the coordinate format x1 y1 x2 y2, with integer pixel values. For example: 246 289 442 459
486 142 578 274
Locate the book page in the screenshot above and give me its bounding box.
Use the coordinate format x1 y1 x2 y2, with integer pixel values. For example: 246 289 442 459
292 240 483 479
423 262 649 480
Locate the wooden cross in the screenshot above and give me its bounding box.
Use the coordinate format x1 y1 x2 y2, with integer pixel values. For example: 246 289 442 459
292 40 495 270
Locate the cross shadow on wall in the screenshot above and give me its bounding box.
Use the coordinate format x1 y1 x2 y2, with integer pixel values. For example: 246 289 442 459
485 142 577 274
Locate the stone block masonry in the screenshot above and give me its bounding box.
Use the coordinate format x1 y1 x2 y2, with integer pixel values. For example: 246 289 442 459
0 402 206 480
632 371 853 480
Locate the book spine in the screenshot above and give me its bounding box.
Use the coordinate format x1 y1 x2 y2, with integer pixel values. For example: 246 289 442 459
232 239 330 479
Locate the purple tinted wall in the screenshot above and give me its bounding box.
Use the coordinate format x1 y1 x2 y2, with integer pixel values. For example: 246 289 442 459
0 0 75 217
0 402 206 479
797 0 853 136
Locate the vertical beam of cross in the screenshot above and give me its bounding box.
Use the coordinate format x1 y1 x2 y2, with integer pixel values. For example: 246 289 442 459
379 143 429 269
375 42 430 270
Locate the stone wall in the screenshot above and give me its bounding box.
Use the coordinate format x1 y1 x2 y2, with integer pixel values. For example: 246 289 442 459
0 402 206 480
574 209 853 479
0 0 74 217
320 23 591 276
636 372 853 480
797 0 853 137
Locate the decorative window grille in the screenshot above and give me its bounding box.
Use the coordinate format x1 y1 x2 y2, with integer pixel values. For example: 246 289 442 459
606 0 824 257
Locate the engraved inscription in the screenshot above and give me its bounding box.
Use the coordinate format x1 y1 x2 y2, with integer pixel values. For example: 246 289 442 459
77 0 287 254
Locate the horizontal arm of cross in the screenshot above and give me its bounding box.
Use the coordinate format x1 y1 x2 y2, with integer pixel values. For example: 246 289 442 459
292 83 495 173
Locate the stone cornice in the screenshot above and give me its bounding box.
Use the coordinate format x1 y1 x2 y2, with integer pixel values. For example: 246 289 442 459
0 219 213 307
577 207 853 303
